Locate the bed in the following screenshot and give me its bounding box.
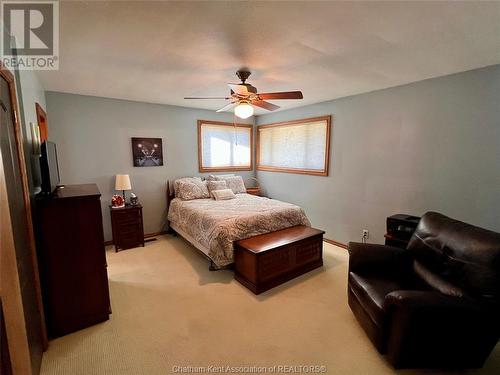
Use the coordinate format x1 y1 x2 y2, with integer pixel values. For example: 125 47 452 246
166 181 311 268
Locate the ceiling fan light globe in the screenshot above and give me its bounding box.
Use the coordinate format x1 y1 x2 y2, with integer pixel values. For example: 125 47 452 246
234 103 254 119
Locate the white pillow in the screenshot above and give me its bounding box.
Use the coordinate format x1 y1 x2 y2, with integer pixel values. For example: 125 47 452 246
211 189 236 201
207 180 228 198
214 175 246 194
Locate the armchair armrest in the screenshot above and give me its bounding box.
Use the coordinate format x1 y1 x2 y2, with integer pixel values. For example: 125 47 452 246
348 242 411 275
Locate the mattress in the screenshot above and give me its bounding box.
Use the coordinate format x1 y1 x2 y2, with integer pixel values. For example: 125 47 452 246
167 193 311 267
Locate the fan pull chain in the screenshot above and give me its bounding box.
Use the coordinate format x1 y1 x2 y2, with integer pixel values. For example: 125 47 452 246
233 112 239 146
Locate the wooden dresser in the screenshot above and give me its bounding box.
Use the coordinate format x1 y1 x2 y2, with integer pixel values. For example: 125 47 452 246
35 184 110 338
110 204 144 251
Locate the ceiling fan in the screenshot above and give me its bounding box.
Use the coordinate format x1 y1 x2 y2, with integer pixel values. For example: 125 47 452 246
184 70 303 119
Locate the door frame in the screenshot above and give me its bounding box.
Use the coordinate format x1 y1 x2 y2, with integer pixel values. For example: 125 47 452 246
35 103 48 142
0 63 48 374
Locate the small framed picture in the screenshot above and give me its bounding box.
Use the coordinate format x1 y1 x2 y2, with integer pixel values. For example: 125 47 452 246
131 137 163 167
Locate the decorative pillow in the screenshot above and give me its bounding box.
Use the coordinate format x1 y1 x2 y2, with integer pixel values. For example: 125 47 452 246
215 175 246 194
207 180 228 197
175 178 209 200
206 174 235 181
211 189 236 201
174 177 202 197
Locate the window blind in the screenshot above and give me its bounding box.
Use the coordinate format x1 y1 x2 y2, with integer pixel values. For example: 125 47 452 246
198 121 252 172
257 116 330 176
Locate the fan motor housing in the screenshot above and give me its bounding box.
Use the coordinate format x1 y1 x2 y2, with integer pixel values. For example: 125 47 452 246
236 70 251 83
243 84 257 94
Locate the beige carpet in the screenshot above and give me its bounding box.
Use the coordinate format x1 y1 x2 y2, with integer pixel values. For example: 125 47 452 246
40 235 499 375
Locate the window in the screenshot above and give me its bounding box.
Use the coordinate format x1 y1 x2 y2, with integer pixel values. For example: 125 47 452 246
257 115 331 176
198 120 253 172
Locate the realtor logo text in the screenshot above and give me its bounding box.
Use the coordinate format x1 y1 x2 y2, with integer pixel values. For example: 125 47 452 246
1 0 59 70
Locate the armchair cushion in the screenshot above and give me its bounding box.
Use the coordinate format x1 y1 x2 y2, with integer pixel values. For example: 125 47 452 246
349 273 406 326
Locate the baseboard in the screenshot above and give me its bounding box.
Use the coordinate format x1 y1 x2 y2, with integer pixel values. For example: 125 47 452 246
104 232 347 250
323 237 348 249
103 230 167 247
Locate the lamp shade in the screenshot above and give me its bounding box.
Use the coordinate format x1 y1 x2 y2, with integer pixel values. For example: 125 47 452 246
115 174 131 191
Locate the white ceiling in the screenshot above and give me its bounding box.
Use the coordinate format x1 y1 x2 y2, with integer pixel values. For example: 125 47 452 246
38 1 500 114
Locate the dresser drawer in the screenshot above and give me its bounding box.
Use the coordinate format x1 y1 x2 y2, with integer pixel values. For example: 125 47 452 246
116 218 142 229
113 209 141 221
117 232 142 246
116 225 140 238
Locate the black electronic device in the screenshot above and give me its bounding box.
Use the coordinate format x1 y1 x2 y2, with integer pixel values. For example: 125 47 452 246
385 214 421 248
40 141 60 194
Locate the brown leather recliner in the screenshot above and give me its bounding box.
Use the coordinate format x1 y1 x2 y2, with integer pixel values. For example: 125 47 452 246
348 211 500 368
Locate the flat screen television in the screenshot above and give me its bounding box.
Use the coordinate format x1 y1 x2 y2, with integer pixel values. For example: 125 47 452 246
40 141 60 194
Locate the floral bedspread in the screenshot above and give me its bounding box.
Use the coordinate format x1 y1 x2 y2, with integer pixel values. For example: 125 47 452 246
168 194 311 266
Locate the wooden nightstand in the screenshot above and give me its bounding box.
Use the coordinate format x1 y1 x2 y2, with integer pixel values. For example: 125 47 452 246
245 177 262 196
110 204 145 252
246 187 262 196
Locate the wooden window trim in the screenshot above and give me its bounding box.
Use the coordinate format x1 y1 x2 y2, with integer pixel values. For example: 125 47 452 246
256 115 331 177
198 120 254 173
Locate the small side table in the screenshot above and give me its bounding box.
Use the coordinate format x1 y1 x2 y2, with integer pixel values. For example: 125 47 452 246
245 177 262 196
110 204 145 252
246 187 262 196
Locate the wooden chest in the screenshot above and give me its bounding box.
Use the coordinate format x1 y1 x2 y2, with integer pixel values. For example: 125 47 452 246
110 204 145 251
234 226 324 294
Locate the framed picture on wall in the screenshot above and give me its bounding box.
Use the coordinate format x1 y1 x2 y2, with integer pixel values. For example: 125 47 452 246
131 137 164 167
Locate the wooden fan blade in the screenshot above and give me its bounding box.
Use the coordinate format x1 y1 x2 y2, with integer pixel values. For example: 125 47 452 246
257 91 303 100
251 100 280 111
228 84 249 96
216 102 237 113
184 97 230 99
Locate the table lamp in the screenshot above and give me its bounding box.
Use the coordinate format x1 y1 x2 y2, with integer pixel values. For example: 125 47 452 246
115 174 131 202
